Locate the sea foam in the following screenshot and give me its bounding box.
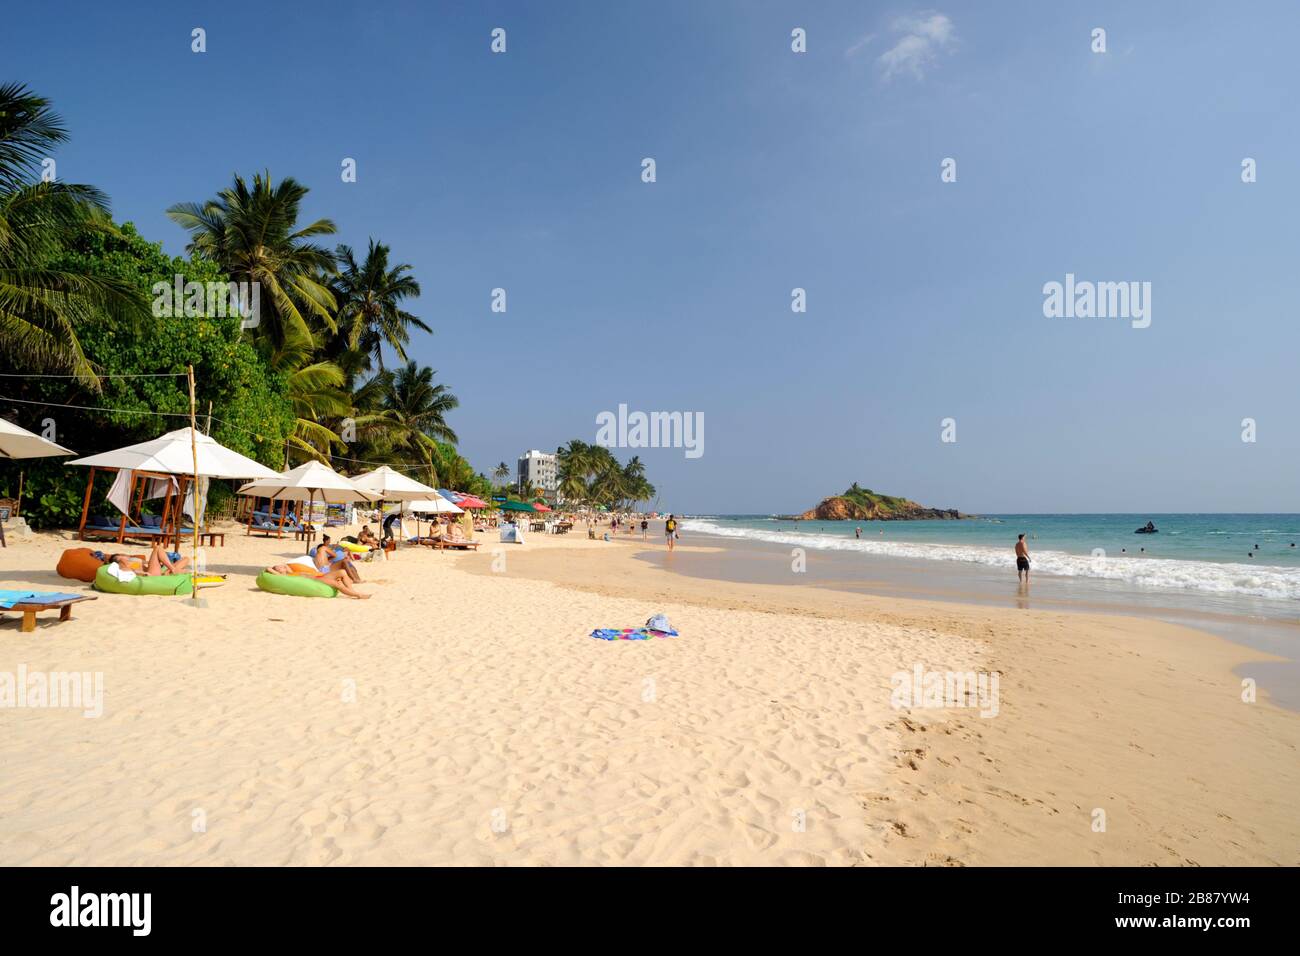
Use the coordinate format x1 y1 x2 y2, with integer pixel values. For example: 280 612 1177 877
680 519 1300 602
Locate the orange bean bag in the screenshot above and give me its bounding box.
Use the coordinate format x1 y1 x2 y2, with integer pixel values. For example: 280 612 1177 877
56 547 105 582
57 547 145 582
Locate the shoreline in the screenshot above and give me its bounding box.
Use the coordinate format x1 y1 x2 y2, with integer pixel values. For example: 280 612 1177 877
2 523 1297 865
464 527 1298 864
641 527 1300 711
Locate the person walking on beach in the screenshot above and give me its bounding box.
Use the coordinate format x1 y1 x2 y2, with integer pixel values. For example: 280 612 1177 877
665 514 678 552
1015 533 1030 583
640 518 648 540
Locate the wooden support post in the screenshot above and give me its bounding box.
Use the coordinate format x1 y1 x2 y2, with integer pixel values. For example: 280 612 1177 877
78 467 95 540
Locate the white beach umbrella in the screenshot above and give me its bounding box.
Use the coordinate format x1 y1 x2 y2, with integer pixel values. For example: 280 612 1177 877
405 496 463 544
67 427 280 479
406 497 463 514
238 460 380 536
237 460 380 504
353 469 448 548
351 465 437 501
0 416 75 459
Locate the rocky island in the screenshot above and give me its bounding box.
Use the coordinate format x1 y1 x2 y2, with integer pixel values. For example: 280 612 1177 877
783 483 967 521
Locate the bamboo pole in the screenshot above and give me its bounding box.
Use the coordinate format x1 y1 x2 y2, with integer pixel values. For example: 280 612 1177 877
187 365 201 603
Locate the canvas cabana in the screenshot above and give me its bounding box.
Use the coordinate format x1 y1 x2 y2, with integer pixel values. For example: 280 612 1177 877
66 428 280 547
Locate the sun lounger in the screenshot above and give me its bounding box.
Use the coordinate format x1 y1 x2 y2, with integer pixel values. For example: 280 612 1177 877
434 538 479 551
82 524 188 543
247 520 305 538
0 591 97 633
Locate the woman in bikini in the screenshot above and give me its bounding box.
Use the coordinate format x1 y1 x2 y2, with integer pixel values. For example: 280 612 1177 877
265 564 371 599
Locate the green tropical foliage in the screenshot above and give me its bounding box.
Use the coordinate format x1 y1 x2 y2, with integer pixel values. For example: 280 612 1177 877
0 83 150 384
1 84 656 528
555 440 655 510
166 171 337 360
0 222 296 526
329 239 430 380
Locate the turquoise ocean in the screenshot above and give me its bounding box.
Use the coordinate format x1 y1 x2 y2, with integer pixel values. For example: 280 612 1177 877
644 514 1300 708
679 514 1300 604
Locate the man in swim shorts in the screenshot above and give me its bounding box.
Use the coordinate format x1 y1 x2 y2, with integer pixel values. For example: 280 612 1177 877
1015 533 1030 583
665 514 677 552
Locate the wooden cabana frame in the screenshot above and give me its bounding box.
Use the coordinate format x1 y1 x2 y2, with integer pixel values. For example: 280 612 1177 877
242 494 300 538
76 466 196 549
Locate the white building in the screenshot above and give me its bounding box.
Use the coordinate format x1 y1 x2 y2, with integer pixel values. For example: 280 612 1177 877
517 450 558 496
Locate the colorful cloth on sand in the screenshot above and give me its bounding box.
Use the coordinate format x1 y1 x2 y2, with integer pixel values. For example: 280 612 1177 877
590 627 679 641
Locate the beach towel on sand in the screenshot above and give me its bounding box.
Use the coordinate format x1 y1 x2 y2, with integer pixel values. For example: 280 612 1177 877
0 590 83 609
590 626 679 641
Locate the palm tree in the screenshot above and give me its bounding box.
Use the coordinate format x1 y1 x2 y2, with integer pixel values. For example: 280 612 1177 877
558 470 587 506
435 443 477 492
622 456 653 512
493 461 511 490
330 239 429 378
284 360 349 465
557 439 593 483
588 452 629 508
166 172 337 357
0 83 148 384
373 361 459 487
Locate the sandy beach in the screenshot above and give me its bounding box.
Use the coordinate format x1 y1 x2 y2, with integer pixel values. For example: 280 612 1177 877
1 521 1296 866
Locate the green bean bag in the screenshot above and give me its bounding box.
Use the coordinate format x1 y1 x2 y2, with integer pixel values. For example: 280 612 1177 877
256 571 337 598
93 565 194 596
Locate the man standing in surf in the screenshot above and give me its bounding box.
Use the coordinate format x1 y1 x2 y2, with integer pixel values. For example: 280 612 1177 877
1015 534 1030 584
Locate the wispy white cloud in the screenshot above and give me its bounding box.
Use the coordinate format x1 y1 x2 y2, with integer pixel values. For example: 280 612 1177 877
878 12 956 81
844 32 876 58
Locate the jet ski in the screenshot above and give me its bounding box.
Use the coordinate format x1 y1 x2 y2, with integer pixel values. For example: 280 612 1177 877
1134 521 1157 534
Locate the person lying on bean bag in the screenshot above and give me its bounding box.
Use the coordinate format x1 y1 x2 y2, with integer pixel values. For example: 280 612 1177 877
264 564 370 599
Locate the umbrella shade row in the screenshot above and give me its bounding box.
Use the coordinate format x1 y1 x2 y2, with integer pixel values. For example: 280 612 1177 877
407 497 463 514
438 489 488 509
496 499 537 513
352 465 438 501
238 460 379 503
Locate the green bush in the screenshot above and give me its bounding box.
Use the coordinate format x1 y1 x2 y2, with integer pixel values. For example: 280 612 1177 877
0 222 295 529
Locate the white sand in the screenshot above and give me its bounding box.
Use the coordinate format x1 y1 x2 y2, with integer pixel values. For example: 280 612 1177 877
1 523 1296 865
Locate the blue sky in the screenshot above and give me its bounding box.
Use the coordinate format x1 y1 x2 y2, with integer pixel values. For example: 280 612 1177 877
5 1 1298 513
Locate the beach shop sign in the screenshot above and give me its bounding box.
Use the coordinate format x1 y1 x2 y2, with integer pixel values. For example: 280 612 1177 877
596 404 704 459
